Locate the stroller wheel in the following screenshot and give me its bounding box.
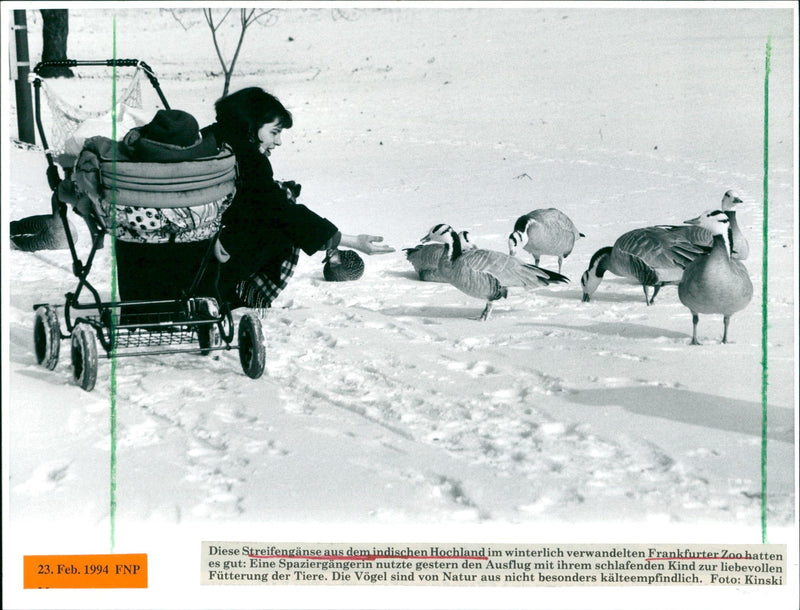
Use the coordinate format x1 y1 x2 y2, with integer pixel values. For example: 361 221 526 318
197 323 220 356
34 305 61 370
238 313 266 379
194 298 221 356
71 323 98 392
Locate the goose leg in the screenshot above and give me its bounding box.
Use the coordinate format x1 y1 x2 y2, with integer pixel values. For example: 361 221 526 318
690 313 701 345
534 256 540 267
557 257 563 274
649 284 662 305
722 315 731 344
478 301 493 321
642 285 652 306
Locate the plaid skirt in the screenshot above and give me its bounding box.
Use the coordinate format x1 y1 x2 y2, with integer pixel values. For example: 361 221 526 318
234 246 300 309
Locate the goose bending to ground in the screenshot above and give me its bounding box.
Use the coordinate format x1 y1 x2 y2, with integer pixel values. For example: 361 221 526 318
720 189 749 260
10 194 78 252
508 208 584 273
404 230 476 282
421 223 569 320
581 225 710 305
678 209 752 345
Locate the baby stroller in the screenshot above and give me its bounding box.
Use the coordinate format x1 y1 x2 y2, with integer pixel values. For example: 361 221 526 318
29 59 266 391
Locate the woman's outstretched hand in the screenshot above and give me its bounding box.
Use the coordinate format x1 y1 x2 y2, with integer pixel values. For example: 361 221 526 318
340 234 396 255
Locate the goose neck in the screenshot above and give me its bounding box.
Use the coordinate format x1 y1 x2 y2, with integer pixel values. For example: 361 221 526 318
595 249 612 277
450 230 463 261
713 233 732 260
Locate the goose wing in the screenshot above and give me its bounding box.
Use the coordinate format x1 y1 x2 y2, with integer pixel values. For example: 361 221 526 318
10 215 50 239
404 243 446 273
445 260 507 300
528 208 579 230
658 224 714 248
526 208 582 251
615 227 707 271
657 226 713 266
618 252 661 286
458 248 568 287
10 215 76 252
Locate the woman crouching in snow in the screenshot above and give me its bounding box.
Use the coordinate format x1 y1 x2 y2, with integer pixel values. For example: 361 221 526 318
201 87 394 308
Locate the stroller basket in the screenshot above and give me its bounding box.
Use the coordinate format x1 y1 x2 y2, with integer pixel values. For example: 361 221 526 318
30 59 267 391
78 303 222 353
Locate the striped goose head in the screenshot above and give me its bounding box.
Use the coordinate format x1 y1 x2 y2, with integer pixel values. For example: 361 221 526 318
507 229 528 256
420 223 455 244
459 230 477 250
684 209 730 236
581 246 613 302
685 209 732 255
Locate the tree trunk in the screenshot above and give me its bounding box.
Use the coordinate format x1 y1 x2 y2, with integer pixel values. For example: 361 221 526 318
39 9 73 77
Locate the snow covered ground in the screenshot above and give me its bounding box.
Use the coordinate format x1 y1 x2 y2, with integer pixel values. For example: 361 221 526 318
2 5 798 609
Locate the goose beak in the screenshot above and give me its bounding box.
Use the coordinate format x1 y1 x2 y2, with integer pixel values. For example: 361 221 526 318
684 215 701 225
420 235 431 244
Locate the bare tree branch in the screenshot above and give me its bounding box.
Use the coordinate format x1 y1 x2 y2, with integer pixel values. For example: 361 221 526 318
205 7 232 31
162 8 191 31
252 10 275 23
203 8 230 77
202 8 279 97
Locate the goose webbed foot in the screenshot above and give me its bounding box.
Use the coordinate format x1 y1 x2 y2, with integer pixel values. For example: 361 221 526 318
477 302 493 321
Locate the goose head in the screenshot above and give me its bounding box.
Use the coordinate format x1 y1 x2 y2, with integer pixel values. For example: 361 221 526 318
685 209 732 254
459 230 477 250
720 190 743 211
420 223 455 245
684 209 730 235
507 229 528 256
580 246 612 302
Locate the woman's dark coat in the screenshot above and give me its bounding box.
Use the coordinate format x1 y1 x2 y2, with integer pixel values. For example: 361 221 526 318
200 124 339 300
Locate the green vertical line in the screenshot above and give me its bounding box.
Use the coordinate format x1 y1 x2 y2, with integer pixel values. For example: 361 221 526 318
760 36 771 545
110 15 119 553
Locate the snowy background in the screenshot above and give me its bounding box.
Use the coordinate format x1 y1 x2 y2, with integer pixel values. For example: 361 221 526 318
2 5 797 610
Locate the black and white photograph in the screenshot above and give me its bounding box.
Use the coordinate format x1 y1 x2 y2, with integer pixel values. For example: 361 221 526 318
2 2 797 609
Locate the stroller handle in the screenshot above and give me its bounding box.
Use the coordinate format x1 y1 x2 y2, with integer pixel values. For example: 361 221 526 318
34 58 146 71
32 59 170 110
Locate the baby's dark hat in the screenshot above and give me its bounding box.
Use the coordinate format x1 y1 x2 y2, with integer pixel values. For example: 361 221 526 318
139 109 200 147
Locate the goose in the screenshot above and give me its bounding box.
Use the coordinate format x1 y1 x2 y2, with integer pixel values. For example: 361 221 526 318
581 225 710 305
508 208 584 273
10 194 78 252
404 229 476 282
421 223 569 320
720 189 749 260
678 209 753 345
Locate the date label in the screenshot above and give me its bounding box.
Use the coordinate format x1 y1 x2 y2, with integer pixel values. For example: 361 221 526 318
24 554 147 588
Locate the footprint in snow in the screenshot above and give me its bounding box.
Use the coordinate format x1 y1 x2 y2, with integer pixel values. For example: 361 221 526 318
14 460 72 494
